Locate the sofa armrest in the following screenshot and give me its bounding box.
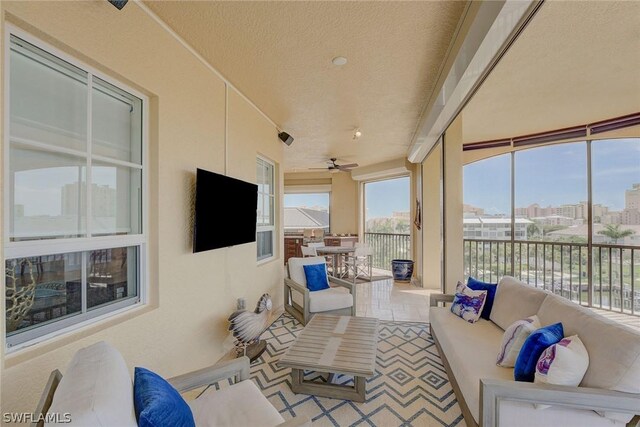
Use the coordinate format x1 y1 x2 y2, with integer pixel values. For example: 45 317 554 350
429 293 455 307
480 378 640 427
276 416 313 427
284 277 309 296
167 357 250 393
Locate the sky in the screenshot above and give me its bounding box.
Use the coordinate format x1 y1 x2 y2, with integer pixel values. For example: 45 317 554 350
365 176 410 219
463 139 640 215
284 193 329 210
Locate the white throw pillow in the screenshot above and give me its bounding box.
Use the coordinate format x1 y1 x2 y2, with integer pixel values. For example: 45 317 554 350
450 281 487 323
534 335 589 386
496 315 541 367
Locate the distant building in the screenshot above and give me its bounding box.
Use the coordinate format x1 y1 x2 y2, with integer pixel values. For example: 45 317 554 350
626 183 640 211
62 183 116 217
548 224 640 245
392 211 410 219
531 215 580 226
463 204 485 216
463 217 532 240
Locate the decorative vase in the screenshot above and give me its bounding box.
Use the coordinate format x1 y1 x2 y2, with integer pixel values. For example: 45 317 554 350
391 259 414 282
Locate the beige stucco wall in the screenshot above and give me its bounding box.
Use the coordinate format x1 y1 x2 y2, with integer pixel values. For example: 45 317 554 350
0 1 284 415
443 115 464 294
421 145 443 290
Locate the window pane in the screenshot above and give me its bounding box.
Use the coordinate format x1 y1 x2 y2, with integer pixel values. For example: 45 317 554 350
92 163 142 236
92 77 142 164
463 154 511 241
515 142 587 242
87 247 138 310
10 146 86 241
284 193 330 233
592 138 640 246
10 36 87 151
257 230 273 260
364 176 410 234
5 253 82 335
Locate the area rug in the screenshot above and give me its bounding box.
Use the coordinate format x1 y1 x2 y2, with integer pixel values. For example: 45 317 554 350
214 314 464 426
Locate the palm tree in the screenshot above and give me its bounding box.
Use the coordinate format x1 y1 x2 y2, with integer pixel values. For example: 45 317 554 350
597 224 635 244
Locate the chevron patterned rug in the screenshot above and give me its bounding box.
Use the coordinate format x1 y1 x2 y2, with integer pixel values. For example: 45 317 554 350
232 313 464 427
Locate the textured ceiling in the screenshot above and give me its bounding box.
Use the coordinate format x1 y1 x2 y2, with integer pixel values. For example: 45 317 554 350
144 1 466 171
462 0 640 143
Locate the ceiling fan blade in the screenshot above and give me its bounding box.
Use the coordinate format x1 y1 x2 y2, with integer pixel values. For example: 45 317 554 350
338 163 359 169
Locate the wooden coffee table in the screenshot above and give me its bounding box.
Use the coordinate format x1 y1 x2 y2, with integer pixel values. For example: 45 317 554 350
278 314 379 402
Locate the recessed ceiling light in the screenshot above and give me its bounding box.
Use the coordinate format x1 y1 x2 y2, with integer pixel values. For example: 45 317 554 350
332 56 347 66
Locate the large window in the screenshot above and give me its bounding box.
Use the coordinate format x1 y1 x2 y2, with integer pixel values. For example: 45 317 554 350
5 32 146 349
463 139 640 314
283 193 330 234
257 157 275 261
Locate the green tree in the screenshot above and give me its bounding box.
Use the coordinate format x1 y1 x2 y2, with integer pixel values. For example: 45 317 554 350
597 224 635 244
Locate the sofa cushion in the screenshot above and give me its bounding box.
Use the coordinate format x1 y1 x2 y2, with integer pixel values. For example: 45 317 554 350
308 287 353 313
496 315 540 367
134 367 195 427
490 277 549 330
46 341 137 427
536 295 640 394
515 322 564 382
467 277 497 320
189 380 284 427
303 263 330 291
430 307 513 423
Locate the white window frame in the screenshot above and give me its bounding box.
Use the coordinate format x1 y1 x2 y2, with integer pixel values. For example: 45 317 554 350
257 155 276 263
4 25 149 352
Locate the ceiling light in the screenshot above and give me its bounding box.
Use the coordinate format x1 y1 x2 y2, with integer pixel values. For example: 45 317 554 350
353 128 362 140
332 56 347 66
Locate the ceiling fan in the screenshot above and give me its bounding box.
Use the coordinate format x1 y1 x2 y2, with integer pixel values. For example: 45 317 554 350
310 158 359 172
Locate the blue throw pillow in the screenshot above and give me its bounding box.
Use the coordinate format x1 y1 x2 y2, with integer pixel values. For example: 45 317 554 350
134 367 195 427
467 277 497 320
303 263 330 292
514 323 564 382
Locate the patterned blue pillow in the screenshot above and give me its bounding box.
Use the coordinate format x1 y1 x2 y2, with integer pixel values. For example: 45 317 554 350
467 277 497 320
450 281 488 323
303 263 330 292
514 323 564 382
134 367 195 427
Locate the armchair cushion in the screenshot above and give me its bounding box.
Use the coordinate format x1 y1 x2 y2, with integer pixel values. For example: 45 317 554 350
303 263 330 291
134 367 195 427
288 256 328 287
188 380 284 427
46 341 137 427
309 287 353 313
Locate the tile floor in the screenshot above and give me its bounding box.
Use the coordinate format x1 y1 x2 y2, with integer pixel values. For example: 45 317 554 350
354 278 438 322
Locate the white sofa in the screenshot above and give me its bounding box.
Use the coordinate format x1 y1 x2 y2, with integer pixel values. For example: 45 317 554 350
429 276 640 427
34 341 309 427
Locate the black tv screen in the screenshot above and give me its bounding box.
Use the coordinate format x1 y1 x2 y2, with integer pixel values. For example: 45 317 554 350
193 168 258 253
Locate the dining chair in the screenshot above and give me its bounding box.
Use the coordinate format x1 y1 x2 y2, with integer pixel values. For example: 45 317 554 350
342 244 373 284
301 245 318 257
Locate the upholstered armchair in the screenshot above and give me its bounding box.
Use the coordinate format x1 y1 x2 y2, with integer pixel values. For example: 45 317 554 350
284 256 356 325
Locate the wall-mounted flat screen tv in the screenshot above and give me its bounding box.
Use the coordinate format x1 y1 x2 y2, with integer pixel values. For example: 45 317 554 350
193 168 258 253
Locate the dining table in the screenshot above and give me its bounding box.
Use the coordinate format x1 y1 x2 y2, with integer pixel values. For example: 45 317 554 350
315 246 356 277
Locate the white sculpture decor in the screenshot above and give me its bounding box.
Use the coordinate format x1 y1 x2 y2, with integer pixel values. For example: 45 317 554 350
227 293 272 361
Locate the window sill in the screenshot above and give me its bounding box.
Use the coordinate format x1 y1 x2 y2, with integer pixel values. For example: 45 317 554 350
257 254 278 267
4 302 153 367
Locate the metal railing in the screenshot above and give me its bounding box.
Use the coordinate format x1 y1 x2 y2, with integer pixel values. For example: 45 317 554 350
464 239 639 315
364 232 411 271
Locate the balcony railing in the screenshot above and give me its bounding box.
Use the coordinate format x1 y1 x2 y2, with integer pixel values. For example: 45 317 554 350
464 239 640 315
364 232 411 271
